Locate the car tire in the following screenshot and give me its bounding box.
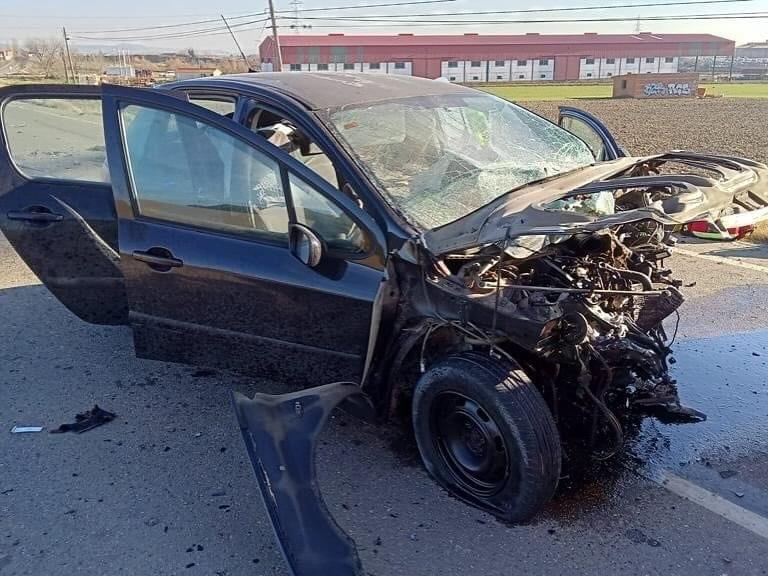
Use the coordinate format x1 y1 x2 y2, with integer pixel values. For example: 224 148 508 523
412 351 561 523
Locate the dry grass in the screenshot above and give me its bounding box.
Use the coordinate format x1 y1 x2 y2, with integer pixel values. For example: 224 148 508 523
751 221 768 243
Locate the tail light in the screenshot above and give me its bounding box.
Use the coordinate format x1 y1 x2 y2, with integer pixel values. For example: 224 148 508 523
684 221 755 240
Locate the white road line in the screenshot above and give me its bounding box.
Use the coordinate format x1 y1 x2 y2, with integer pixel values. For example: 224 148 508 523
661 472 768 541
673 246 768 274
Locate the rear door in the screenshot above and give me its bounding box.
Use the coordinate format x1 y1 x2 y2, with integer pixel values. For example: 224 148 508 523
0 85 126 324
558 106 626 161
100 84 388 384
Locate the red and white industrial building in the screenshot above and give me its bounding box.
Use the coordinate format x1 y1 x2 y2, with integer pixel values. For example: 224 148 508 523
259 32 735 82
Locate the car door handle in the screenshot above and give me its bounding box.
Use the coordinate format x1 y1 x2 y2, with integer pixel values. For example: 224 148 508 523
132 250 183 269
7 208 63 223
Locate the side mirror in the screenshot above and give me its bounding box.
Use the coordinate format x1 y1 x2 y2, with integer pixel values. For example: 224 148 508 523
289 223 324 268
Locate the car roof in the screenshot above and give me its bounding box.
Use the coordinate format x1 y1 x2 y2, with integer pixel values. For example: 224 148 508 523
195 72 478 110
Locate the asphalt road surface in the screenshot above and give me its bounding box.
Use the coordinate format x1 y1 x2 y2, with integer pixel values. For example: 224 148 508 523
2 231 768 576
2 98 768 575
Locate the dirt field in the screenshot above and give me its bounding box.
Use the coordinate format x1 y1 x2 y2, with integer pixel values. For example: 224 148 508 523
523 97 768 162
522 97 768 240
482 82 768 101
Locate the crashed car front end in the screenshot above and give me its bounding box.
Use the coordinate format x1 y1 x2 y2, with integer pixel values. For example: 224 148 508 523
410 151 768 454
413 216 696 459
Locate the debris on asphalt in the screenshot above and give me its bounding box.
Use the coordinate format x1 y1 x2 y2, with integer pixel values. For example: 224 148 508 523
50 405 116 434
625 528 662 547
10 425 43 433
719 470 738 479
733 491 745 498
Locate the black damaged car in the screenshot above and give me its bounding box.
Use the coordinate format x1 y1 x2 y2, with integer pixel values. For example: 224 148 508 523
2 74 767 575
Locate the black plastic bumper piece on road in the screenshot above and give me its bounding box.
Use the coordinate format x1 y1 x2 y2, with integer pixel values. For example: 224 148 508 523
232 382 374 576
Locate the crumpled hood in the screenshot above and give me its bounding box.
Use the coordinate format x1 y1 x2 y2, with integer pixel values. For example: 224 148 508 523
421 152 768 255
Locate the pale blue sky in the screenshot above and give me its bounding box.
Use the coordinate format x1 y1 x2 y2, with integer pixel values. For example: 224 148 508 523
1 0 766 53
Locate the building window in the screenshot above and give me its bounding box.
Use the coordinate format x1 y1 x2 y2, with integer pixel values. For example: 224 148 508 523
626 57 635 64
394 62 406 69
665 57 674 63
646 57 655 63
343 63 355 70
449 76 456 81
606 72 612 77
496 74 503 80
606 58 615 64
470 61 481 68
518 74 525 79
472 75 479 80
369 62 380 69
447 61 458 68
540 73 546 78
586 72 593 77
289 63 301 71
585 58 595 65
517 60 527 66
539 59 549 66
317 63 328 71
494 60 505 67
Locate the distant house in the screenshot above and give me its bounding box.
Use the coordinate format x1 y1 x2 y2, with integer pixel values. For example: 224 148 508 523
174 67 222 81
104 66 136 78
0 49 14 61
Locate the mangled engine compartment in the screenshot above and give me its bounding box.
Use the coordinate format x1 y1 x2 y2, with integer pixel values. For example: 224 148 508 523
422 220 703 458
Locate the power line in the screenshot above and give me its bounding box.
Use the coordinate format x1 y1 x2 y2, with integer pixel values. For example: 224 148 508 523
70 0 456 35
72 13 266 34
68 4 768 43
74 11 768 43
288 0 756 20
277 11 768 26
71 18 271 42
278 0 455 13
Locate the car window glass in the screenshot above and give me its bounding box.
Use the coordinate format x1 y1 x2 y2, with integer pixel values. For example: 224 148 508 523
559 116 606 161
2 98 107 182
328 94 594 230
188 96 236 118
289 173 367 256
247 105 339 188
121 105 289 240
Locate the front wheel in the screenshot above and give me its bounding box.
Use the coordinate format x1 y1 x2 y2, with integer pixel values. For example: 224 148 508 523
412 351 561 523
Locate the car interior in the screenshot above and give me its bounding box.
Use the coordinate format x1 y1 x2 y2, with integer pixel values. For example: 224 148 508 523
247 107 341 189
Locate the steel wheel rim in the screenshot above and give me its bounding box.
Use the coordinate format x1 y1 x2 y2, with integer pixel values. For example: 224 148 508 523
430 391 509 497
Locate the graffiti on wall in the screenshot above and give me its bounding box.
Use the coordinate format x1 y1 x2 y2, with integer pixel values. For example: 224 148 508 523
643 82 693 97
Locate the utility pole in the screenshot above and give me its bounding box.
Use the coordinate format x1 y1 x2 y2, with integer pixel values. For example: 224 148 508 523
221 15 253 72
62 27 76 83
267 0 283 71
61 51 70 83
290 0 302 34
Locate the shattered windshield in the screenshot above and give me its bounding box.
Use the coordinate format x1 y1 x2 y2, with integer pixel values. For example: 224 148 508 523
327 92 595 230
